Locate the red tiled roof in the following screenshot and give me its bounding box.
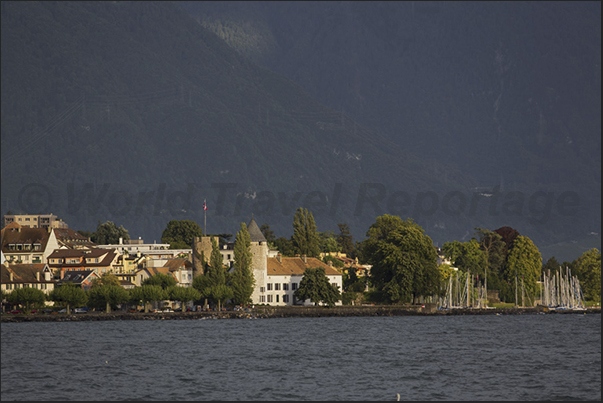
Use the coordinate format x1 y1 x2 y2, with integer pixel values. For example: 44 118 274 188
1 225 50 251
53 228 96 248
1 263 53 284
267 256 342 276
162 258 193 272
47 248 118 268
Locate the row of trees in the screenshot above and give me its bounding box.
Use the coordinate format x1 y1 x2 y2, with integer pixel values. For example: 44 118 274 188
441 226 601 304
76 209 600 306
2 271 208 314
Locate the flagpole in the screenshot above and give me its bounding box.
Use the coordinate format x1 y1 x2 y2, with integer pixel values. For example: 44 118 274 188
204 199 207 235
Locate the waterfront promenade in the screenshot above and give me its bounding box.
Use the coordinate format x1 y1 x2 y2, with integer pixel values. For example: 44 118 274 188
2 305 599 322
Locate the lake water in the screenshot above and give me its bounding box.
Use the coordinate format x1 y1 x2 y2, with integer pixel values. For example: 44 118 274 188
1 314 600 401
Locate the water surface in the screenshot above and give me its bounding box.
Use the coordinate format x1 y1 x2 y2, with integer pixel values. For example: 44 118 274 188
1 314 600 400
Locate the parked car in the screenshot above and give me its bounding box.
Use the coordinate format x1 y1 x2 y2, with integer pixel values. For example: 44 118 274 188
58 308 67 313
74 307 89 313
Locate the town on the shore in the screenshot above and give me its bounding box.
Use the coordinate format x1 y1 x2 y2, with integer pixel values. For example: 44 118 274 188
1 209 600 314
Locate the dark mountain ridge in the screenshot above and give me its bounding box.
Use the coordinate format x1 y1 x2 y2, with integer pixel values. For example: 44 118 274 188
1 1 599 262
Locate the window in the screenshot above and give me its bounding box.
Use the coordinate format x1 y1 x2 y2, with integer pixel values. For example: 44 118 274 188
260 287 265 293
259 296 265 303
267 283 273 291
292 283 298 290
283 295 289 303
283 283 289 291
275 283 280 291
276 295 279 303
267 295 273 303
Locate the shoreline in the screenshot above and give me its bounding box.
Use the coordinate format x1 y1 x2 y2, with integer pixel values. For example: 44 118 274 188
2 305 600 322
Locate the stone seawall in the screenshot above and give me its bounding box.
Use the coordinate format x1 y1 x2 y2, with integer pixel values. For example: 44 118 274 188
2 305 599 322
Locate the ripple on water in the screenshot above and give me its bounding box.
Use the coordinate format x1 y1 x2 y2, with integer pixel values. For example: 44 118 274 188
1 315 600 401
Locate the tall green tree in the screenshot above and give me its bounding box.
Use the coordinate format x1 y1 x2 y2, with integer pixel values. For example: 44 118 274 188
542 256 561 274
336 223 355 256
455 239 487 277
319 230 339 253
49 283 88 314
474 227 505 281
142 273 177 289
91 273 121 288
362 215 440 304
273 236 295 256
231 223 255 305
161 219 203 249
88 284 130 313
259 223 276 244
574 248 601 303
129 285 167 313
6 287 46 313
294 267 341 307
92 221 130 245
505 235 542 306
292 207 321 257
168 286 201 310
195 237 232 310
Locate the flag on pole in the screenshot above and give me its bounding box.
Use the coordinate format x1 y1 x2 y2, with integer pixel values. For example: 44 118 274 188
204 199 207 211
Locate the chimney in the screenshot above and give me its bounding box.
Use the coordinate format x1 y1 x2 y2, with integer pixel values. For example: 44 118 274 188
328 260 333 267
277 253 282 263
9 272 14 282
36 272 40 281
119 237 123 245
302 254 307 263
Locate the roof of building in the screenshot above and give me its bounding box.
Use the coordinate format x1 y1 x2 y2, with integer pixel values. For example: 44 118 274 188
47 248 118 268
53 228 96 248
266 256 342 276
1 263 52 284
142 266 179 284
162 258 193 272
58 270 99 284
1 224 51 252
247 217 267 243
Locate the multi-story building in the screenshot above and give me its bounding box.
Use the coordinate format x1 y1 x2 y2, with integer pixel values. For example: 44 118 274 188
243 218 343 306
1 262 55 295
47 248 119 279
262 254 343 306
96 238 191 262
1 223 96 265
3 213 68 229
1 222 60 264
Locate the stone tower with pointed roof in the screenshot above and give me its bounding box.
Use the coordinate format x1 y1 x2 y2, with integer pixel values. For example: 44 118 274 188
247 216 268 304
